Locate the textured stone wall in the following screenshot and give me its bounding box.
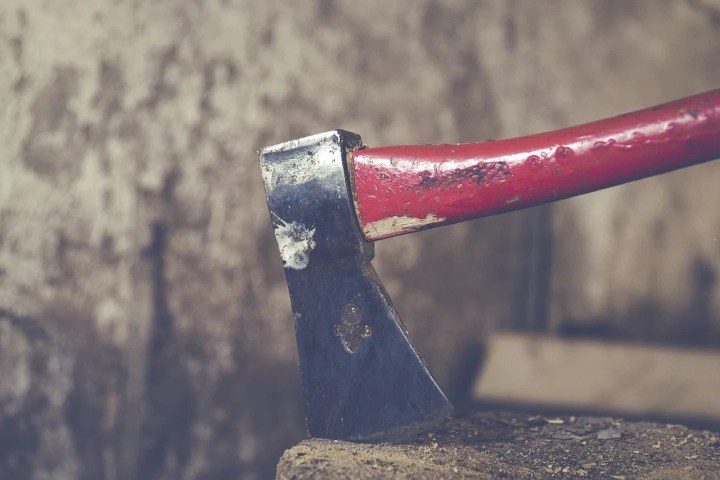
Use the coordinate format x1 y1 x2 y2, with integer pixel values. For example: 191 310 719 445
547 1 720 344
0 1 719 479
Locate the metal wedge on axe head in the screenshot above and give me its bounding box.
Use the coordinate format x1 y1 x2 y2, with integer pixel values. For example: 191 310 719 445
259 89 720 441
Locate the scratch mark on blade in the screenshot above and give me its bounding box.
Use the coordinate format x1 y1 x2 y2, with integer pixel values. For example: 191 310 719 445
272 212 317 270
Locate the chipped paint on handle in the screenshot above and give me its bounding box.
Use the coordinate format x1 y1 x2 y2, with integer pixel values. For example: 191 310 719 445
351 89 720 240
362 213 446 239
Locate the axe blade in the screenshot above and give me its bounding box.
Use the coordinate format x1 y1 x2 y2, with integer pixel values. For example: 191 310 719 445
260 130 451 440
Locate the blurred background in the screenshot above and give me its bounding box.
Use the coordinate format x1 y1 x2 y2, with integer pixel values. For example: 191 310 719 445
1 0 720 478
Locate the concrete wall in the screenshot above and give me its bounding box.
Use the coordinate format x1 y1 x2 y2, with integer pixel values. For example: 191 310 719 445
0 1 718 478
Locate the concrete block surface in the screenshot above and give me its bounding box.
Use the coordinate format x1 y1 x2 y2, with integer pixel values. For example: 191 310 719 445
277 412 720 479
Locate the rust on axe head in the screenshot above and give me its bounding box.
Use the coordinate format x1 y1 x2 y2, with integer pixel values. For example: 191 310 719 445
259 130 452 440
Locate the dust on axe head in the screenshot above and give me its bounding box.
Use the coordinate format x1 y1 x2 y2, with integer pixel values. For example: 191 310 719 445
259 130 452 440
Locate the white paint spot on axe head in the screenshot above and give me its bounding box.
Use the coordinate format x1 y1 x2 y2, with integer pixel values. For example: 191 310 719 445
272 213 317 270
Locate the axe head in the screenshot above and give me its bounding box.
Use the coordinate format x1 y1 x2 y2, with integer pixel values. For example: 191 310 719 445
260 130 452 440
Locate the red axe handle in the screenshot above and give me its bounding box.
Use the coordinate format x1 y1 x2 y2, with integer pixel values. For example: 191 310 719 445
351 89 720 240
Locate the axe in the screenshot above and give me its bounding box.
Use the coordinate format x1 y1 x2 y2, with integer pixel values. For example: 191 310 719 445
259 89 720 440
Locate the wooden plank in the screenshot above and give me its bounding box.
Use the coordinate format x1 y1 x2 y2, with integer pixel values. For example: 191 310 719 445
473 333 720 421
